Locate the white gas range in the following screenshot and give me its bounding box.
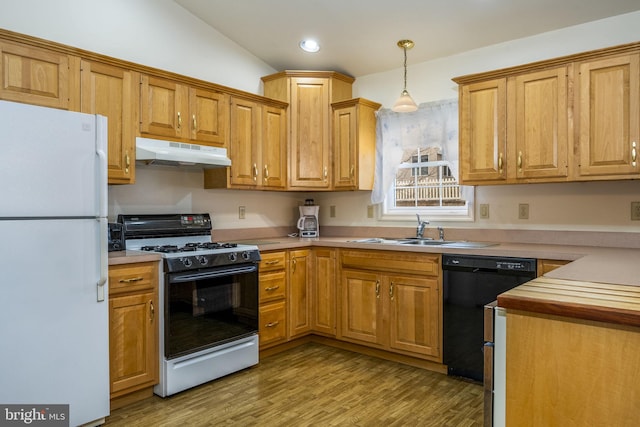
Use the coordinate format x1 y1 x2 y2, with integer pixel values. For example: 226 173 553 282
118 213 261 397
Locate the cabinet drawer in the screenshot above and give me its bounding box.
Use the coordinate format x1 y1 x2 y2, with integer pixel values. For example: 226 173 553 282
259 301 287 348
259 251 286 272
109 262 157 295
340 250 440 276
259 270 286 303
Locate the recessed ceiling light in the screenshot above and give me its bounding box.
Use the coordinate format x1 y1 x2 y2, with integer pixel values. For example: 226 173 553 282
299 39 320 53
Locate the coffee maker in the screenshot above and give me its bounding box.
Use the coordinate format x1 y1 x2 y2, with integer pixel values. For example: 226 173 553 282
297 199 319 238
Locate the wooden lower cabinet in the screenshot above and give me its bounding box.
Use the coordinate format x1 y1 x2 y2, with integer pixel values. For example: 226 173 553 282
108 261 159 409
537 258 570 276
288 249 313 338
339 250 442 361
258 251 287 349
505 310 640 426
312 248 337 336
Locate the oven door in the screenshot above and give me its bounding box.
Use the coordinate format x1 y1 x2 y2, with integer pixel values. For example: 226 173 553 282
165 263 259 359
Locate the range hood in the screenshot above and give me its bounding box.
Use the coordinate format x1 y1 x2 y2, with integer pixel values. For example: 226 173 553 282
136 137 231 169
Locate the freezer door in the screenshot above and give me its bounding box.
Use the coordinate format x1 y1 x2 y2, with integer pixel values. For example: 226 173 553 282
0 100 107 218
0 219 110 426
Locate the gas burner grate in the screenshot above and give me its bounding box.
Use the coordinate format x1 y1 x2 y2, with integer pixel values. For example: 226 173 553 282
141 245 180 253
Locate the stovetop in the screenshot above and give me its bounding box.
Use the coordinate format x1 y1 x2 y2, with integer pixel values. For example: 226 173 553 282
117 213 261 272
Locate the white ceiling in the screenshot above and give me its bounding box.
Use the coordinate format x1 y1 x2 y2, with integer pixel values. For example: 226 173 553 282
175 0 640 78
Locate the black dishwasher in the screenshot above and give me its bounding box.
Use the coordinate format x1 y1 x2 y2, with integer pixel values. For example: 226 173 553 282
442 254 536 382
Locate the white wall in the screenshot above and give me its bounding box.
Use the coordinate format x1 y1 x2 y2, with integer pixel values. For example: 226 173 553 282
0 0 275 94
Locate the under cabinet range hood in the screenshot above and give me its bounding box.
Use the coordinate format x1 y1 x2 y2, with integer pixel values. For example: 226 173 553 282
136 137 231 169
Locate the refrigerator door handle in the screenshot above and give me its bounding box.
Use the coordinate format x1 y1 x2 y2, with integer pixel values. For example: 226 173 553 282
97 217 108 302
95 115 108 218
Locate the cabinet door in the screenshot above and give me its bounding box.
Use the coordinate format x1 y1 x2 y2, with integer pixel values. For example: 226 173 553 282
81 60 137 184
140 75 187 138
333 105 357 189
340 269 383 346
261 105 287 188
228 97 261 186
312 248 336 336
577 53 640 178
388 275 441 358
513 67 569 180
459 78 507 183
0 40 77 109
189 87 228 147
259 301 287 349
288 249 312 338
109 291 158 396
290 77 331 188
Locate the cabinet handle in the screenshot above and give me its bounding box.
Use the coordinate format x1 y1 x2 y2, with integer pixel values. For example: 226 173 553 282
323 166 328 181
632 141 637 167
375 280 380 299
389 281 394 300
517 151 523 170
350 165 355 178
264 164 269 182
149 300 154 322
498 153 504 173
124 152 130 174
119 276 144 283
291 257 297 273
265 321 280 328
177 112 182 129
252 163 258 182
264 285 280 291
192 114 197 131
265 259 281 265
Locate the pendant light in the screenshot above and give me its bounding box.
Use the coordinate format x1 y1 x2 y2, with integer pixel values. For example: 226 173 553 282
392 39 418 113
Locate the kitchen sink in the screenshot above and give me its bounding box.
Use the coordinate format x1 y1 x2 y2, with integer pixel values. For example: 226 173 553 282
349 237 497 248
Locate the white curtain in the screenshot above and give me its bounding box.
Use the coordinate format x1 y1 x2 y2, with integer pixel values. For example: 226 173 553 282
371 98 459 204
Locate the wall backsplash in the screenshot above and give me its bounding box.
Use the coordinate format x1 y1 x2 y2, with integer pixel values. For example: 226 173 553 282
109 166 640 234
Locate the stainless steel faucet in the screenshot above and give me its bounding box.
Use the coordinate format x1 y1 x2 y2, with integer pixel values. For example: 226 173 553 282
438 226 445 241
416 214 429 238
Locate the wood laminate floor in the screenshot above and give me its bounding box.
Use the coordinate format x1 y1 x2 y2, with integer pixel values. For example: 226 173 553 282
105 343 483 426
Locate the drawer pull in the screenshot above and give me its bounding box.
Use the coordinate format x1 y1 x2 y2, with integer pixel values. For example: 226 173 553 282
119 276 144 283
265 260 281 265
264 285 280 291
265 321 280 328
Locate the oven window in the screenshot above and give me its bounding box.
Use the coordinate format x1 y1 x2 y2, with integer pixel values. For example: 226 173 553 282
166 267 258 359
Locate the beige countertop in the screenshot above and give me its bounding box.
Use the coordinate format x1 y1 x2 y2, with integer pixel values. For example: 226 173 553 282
108 250 161 265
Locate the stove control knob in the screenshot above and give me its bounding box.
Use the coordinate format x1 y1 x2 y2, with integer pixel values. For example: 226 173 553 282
228 252 238 262
241 251 251 261
198 256 208 266
182 257 193 267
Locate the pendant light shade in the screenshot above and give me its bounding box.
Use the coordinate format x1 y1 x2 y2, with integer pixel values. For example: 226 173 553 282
392 40 418 113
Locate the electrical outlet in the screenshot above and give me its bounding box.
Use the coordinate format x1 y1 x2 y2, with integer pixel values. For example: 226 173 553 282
330 205 336 218
632 202 640 221
518 203 529 220
479 204 490 219
238 206 246 219
367 205 374 219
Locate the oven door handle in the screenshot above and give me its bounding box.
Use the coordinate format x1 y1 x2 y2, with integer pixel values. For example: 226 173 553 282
169 264 258 283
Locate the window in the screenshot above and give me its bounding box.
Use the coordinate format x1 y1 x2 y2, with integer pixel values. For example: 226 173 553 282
372 99 473 221
382 146 473 221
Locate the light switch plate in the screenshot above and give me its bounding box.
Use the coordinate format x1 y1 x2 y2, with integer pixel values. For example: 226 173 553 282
239 206 246 219
632 202 640 221
479 204 489 219
518 203 529 220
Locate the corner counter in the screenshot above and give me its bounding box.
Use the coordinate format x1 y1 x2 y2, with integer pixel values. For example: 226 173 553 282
108 251 161 266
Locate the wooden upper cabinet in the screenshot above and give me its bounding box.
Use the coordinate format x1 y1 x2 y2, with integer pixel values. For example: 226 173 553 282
140 75 186 138
332 98 381 190
81 60 137 184
576 52 640 179
262 71 354 190
261 104 287 188
459 78 507 183
512 66 569 180
140 74 228 148
228 97 261 186
189 87 228 147
0 40 78 110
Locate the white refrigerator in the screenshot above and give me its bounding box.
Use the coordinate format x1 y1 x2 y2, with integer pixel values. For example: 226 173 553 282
0 101 110 426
